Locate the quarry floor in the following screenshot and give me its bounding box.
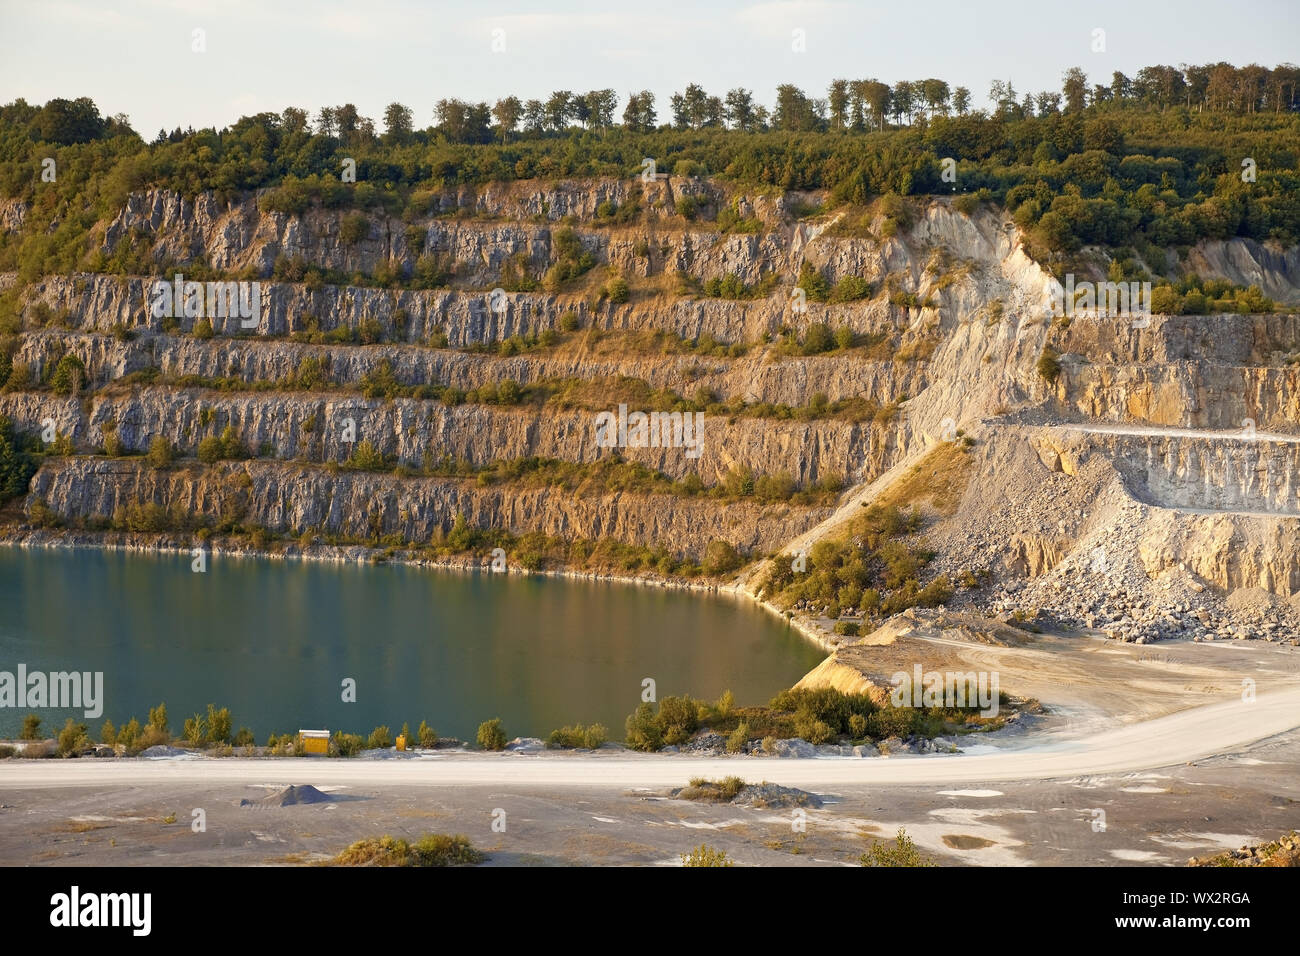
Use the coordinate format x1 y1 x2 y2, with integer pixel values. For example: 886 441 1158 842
0 730 1297 867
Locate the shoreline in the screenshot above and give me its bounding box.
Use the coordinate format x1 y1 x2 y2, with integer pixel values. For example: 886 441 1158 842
0 525 838 655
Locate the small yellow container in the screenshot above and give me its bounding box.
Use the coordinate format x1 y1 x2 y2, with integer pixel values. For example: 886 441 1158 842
298 729 330 755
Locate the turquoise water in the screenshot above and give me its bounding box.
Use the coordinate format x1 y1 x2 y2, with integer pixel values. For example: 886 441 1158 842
0 547 824 743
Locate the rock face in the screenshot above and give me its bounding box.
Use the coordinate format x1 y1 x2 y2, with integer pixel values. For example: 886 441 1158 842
28 457 827 556
13 329 925 408
4 178 1299 645
0 387 897 487
1056 313 1300 430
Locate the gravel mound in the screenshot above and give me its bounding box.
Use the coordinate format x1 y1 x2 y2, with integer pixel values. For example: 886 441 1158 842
681 732 726 754
240 784 332 807
731 783 822 809
138 745 191 759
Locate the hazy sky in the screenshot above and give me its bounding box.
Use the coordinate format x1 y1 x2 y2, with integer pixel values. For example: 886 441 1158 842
1 0 1295 136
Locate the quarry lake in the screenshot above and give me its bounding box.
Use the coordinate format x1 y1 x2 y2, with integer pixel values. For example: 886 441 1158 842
0 546 824 742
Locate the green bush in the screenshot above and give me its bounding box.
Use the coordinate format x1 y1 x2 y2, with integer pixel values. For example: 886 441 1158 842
726 721 750 753
796 261 830 302
624 695 699 751
56 718 90 756
410 833 486 866
206 704 232 744
117 718 141 750
682 844 734 867
20 714 41 740
794 715 835 744
333 833 484 867
367 725 392 749
197 435 222 463
148 702 168 733
340 212 369 245
146 436 173 469
679 776 747 801
830 276 872 302
701 540 742 576
182 713 207 746
333 732 365 756
50 354 87 395
476 718 507 751
345 440 386 471
1037 347 1061 384
0 416 37 504
546 722 607 749
417 720 438 748
605 276 630 303
867 705 918 739
2 361 32 391
860 827 933 867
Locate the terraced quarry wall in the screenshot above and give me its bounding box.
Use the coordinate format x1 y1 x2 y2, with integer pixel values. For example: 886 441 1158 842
28 457 824 556
3 178 1299 603
0 388 897 486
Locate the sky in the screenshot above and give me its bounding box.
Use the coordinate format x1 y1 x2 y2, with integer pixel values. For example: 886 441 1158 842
1 0 1296 136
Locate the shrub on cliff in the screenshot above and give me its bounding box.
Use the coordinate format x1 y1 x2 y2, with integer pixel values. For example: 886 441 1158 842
830 276 872 303
605 275 630 303
340 212 368 245
146 436 173 469
1037 347 1061 384
49 354 86 395
0 415 37 504
2 361 32 391
701 540 742 576
197 435 222 463
344 440 386 471
796 262 831 303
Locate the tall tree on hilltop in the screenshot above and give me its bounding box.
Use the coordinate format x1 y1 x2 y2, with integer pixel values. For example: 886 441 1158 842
1062 68 1089 111
491 96 522 142
382 102 413 144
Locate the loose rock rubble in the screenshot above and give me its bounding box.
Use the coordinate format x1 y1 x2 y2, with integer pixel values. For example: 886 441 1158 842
1188 831 1299 867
